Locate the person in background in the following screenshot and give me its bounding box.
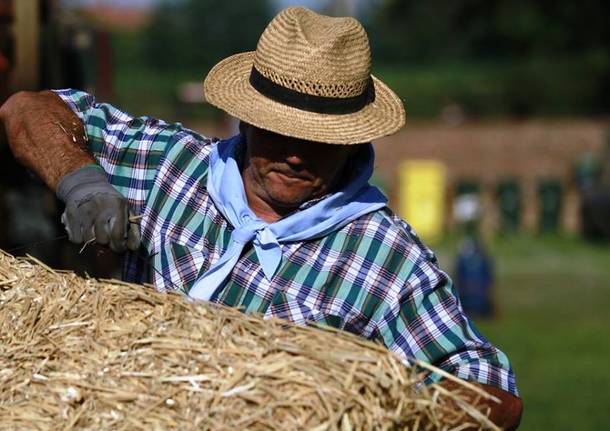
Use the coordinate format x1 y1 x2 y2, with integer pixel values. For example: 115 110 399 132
579 131 610 241
453 193 495 318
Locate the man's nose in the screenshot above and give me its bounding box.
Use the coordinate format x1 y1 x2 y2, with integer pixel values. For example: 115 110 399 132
285 153 306 166
283 140 311 167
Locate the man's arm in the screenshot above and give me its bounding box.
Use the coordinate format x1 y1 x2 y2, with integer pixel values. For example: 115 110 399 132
481 383 523 430
0 90 94 189
439 380 523 430
0 91 139 252
375 244 523 429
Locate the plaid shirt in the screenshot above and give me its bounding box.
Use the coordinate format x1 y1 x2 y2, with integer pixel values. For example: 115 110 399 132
55 89 518 396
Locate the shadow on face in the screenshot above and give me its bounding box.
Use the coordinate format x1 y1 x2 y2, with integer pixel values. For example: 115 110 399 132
239 122 358 212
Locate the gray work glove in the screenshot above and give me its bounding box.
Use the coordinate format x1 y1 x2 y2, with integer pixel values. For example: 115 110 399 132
56 165 141 253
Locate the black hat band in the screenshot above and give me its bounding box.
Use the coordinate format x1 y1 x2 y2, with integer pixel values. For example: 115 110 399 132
249 66 375 115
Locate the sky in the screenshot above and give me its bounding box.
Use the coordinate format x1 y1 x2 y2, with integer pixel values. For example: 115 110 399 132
277 0 324 8
61 0 160 7
60 0 376 18
62 0 324 8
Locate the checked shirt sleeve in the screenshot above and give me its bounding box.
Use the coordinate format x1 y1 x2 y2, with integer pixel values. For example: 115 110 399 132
375 253 518 396
53 88 187 214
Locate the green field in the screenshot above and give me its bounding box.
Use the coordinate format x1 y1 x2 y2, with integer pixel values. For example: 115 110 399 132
434 235 610 430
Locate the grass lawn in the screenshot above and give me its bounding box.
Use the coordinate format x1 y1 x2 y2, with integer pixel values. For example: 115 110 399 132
434 235 610 430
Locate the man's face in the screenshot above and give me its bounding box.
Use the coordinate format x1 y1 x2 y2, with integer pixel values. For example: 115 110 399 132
240 123 356 213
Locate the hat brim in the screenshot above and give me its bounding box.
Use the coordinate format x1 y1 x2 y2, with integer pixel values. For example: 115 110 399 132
203 52 406 145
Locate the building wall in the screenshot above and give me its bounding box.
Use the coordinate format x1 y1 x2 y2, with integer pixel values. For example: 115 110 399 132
374 119 608 234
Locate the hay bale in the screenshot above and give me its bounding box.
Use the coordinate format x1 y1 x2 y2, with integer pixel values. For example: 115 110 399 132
0 250 498 430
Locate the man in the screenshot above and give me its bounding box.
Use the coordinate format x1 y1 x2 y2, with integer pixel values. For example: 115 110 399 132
0 7 522 429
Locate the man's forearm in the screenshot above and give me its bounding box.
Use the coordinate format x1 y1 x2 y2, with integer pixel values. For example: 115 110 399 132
440 380 523 430
0 90 95 190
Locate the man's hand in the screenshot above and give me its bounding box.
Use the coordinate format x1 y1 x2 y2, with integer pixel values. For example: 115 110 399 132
0 91 140 253
57 165 140 252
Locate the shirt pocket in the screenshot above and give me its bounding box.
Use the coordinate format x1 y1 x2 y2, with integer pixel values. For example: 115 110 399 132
153 241 209 293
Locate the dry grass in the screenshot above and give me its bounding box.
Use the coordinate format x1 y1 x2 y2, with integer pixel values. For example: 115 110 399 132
0 250 498 430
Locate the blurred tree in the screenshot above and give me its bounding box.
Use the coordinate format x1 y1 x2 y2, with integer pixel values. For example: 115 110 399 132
144 0 273 73
366 0 610 64
365 0 610 116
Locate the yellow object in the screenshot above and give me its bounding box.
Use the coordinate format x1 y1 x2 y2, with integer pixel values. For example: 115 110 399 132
398 160 447 242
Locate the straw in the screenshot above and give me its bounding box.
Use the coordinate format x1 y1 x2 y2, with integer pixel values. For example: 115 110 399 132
0 249 499 430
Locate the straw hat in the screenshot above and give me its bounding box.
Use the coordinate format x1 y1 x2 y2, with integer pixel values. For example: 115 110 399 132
203 7 406 145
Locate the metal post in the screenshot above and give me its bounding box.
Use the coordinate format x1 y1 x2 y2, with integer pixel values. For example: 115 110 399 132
11 0 39 90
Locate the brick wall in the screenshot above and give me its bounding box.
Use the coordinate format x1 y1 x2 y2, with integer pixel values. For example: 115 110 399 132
373 120 609 234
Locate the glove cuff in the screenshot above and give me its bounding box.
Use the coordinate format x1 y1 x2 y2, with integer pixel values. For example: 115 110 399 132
56 164 113 202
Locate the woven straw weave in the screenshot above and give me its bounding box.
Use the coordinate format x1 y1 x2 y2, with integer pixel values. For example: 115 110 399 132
204 7 406 145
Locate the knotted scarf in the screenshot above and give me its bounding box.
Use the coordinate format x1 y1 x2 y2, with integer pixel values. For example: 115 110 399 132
188 134 387 301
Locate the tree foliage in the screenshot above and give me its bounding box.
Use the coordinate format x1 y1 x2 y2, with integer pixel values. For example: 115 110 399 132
366 0 610 64
144 0 273 72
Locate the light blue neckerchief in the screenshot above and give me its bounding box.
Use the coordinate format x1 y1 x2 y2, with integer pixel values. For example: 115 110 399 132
188 134 387 301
